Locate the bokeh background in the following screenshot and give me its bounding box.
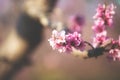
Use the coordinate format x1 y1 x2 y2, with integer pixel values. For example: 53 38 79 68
0 0 120 80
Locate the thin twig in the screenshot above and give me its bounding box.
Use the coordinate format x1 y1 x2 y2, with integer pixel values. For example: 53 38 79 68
84 41 95 50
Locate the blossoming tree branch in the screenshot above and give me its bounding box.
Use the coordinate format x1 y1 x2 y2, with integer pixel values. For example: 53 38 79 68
48 4 120 61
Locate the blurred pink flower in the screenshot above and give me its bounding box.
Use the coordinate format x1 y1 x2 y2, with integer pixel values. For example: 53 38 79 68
105 4 116 26
93 31 108 47
92 25 105 33
94 18 105 26
112 35 120 47
108 49 120 61
119 36 120 46
93 4 106 19
93 4 116 27
92 18 105 33
68 15 84 33
105 4 116 19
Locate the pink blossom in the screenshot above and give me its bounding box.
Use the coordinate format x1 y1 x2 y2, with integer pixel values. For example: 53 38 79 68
48 30 66 53
66 32 85 51
93 31 108 47
112 36 120 48
107 18 113 26
94 18 105 26
105 4 116 19
93 4 116 27
93 4 106 19
92 18 105 33
92 25 105 33
108 49 120 61
105 4 116 26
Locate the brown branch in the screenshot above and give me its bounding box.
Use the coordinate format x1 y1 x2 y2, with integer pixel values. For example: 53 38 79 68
72 39 112 59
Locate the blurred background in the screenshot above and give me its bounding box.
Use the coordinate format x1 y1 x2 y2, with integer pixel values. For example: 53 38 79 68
0 0 120 80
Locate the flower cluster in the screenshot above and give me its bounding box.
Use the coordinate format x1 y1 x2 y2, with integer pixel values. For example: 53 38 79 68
107 36 120 61
93 4 116 27
48 30 85 53
92 4 120 61
92 4 116 47
48 3 120 61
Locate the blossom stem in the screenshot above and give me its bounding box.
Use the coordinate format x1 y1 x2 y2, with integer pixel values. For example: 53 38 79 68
84 41 95 50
